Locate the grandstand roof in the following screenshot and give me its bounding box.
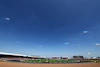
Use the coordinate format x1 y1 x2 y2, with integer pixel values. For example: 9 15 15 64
0 52 27 56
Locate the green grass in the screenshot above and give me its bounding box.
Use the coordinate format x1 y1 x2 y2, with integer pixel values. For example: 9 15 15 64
25 60 75 63
25 59 100 63
0 60 4 62
95 60 100 63
25 60 46 63
78 59 100 63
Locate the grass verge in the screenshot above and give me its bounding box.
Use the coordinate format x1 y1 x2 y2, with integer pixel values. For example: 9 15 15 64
95 60 100 63
0 60 4 62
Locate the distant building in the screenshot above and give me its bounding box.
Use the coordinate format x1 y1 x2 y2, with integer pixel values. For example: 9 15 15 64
90 57 97 59
30 56 45 59
52 56 60 59
61 57 68 59
73 56 84 59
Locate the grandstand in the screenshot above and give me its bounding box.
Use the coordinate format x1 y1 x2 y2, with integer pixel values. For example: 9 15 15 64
73 56 84 59
0 52 45 60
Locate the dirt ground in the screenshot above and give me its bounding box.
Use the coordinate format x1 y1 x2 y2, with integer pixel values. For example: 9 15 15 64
0 62 100 67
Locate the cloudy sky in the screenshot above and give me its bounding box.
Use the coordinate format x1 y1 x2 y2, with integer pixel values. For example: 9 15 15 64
0 0 100 57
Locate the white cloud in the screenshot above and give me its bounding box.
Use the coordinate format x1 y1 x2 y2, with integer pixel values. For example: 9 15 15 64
17 41 19 43
77 44 80 46
64 42 69 45
5 18 10 20
88 52 91 55
83 30 88 33
96 43 100 45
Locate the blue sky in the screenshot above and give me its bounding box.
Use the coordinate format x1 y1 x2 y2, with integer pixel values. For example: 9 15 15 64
0 0 100 58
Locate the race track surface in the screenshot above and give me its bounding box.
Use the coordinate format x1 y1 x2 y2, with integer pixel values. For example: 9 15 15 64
0 62 100 67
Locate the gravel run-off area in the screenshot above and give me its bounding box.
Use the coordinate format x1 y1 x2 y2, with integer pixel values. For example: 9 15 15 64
0 62 100 67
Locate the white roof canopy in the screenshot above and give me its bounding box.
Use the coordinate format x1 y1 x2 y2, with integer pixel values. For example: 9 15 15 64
0 52 27 57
